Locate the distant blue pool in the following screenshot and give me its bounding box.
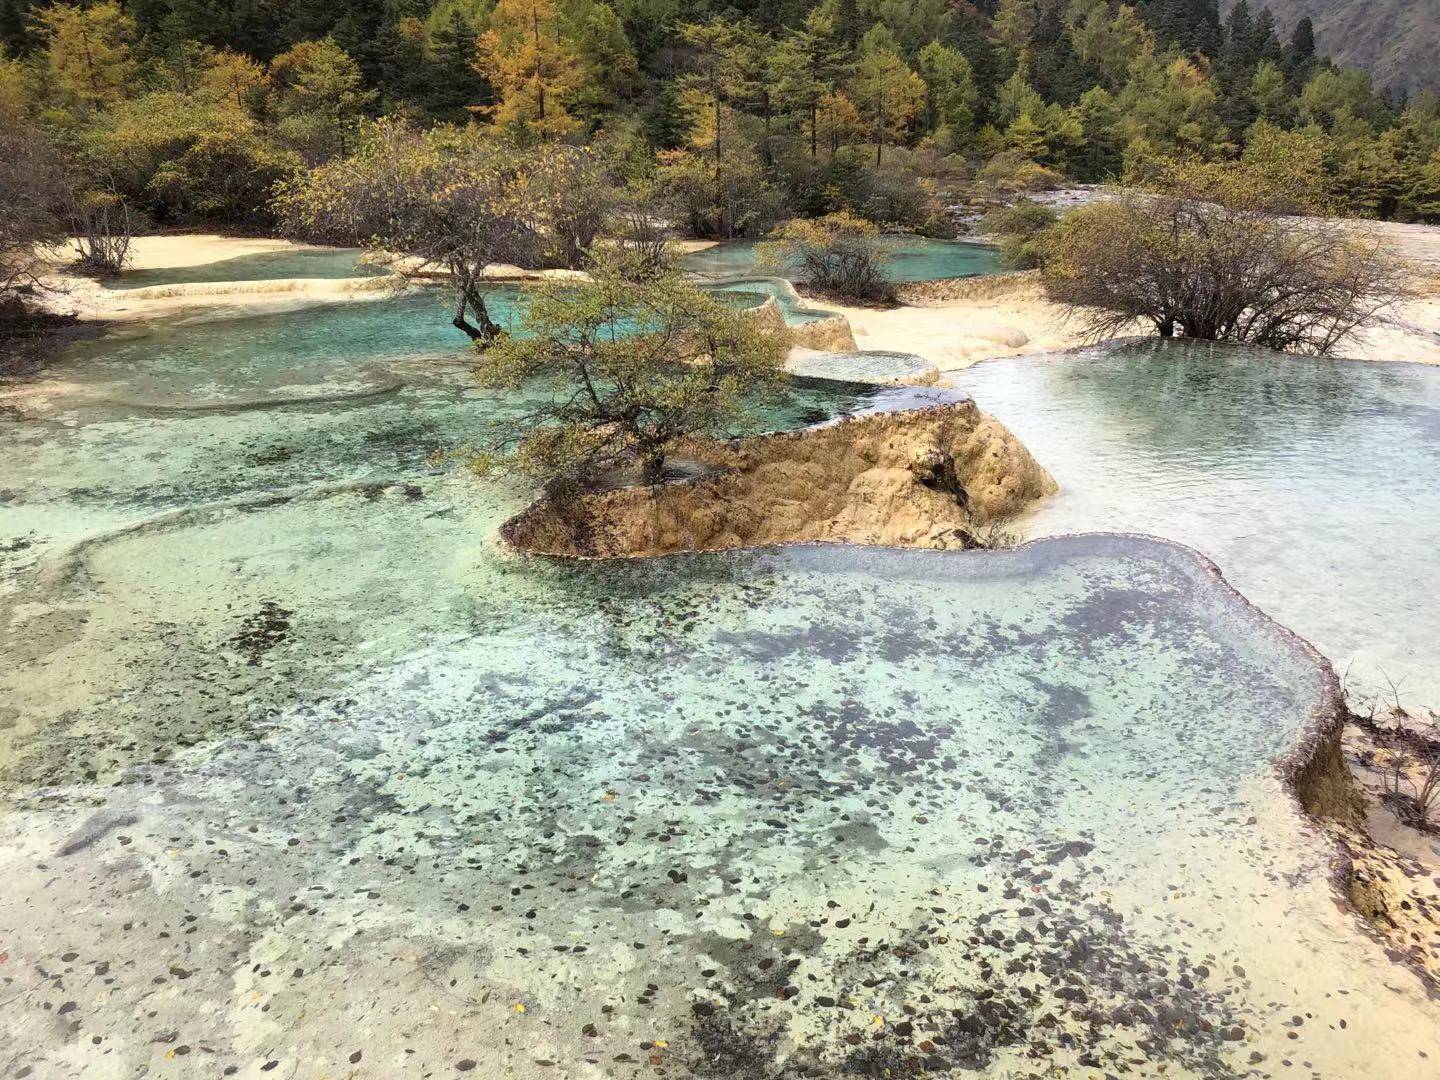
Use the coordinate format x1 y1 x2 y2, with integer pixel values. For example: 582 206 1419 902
681 236 1002 283
104 246 389 289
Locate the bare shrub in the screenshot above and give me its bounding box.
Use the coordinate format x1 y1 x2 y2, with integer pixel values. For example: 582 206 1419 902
0 126 68 312
968 519 1023 550
69 190 133 275
1384 732 1440 830
759 212 894 304
1042 160 1412 355
608 180 675 281
1348 676 1440 832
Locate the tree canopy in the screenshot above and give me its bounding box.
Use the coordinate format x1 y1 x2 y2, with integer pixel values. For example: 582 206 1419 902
1041 159 1411 354
0 0 1434 246
472 254 786 486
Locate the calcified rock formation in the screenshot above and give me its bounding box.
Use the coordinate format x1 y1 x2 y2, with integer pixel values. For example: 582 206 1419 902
894 269 1041 305
788 313 857 351
744 293 858 352
116 275 404 301
501 398 1056 558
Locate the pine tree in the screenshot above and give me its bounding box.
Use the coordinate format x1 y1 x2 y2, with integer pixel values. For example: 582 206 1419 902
850 28 924 165
678 19 752 175
272 37 375 159
771 8 843 159
639 78 687 150
917 40 976 136
425 9 490 122
1145 0 1221 59
479 0 587 137
566 1 638 122
1222 0 1255 69
1251 8 1280 62
1 0 30 55
38 1 138 111
832 0 861 48
1291 16 1315 61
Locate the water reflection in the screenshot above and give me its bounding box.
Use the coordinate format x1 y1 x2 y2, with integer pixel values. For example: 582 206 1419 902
953 339 1440 703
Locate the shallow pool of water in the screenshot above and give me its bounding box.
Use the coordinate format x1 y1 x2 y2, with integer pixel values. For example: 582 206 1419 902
4 502 1434 1076
57 281 834 412
104 246 388 290
951 340 1440 705
681 237 1002 283
2 317 1437 1076
705 278 836 323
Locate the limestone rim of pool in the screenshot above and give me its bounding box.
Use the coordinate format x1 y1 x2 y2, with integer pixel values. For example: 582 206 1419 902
109 376 407 414
493 392 1439 995
25 479 424 593
956 330 1440 377
946 335 1440 991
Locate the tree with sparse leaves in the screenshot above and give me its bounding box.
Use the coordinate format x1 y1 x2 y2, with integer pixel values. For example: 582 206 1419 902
0 123 68 315
1043 160 1411 354
759 211 893 303
277 119 542 342
473 253 786 486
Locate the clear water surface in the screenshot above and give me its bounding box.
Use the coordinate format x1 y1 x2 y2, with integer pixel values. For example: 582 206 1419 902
0 304 1436 1076
951 340 1440 705
681 236 1003 283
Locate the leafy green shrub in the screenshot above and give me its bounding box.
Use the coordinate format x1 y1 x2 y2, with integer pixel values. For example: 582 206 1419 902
976 152 1063 195
474 253 786 486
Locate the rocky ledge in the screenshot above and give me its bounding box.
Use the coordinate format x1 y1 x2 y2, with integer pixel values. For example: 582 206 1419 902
500 398 1056 559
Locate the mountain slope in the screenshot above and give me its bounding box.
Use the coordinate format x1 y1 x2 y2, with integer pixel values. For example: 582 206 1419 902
1233 0 1440 94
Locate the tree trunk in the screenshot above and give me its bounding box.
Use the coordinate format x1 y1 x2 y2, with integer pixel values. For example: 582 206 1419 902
713 91 722 175
761 90 772 169
640 446 666 485
875 94 884 166
453 290 503 343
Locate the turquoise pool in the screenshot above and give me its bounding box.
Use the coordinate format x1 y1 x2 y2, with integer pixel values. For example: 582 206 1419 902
951 340 1440 706
681 236 1003 283
0 306 1436 1076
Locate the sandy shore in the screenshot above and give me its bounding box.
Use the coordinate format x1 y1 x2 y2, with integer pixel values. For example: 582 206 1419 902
37 235 685 324
804 276 1092 376
36 234 398 324
121 233 296 270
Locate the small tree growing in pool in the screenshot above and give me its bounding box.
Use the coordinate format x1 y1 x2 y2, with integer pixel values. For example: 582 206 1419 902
276 119 617 342
759 212 894 304
473 253 787 487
